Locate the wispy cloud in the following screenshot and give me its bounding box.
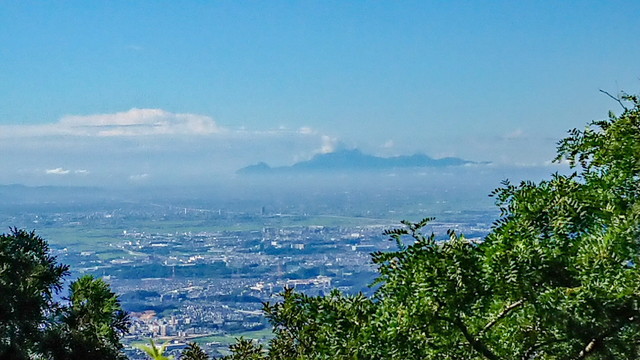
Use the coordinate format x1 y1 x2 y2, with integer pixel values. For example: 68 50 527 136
297 127 314 135
319 135 338 154
0 108 224 137
60 108 223 136
295 126 340 154
45 168 70 175
44 168 90 175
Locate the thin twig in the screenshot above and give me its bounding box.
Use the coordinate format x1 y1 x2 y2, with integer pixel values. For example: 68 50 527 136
599 89 628 111
480 299 524 336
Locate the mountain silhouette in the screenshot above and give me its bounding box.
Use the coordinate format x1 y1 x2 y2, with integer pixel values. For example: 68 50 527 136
238 149 482 174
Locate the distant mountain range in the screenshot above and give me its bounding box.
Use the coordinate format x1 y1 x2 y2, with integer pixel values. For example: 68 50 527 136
237 149 485 174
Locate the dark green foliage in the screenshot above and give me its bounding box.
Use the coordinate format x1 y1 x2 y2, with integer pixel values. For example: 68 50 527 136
224 338 266 360
0 229 129 359
263 288 374 359
181 342 210 360
44 275 130 359
0 228 69 359
225 94 640 359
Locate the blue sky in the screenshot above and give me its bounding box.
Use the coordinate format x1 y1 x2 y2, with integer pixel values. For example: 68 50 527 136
0 1 639 186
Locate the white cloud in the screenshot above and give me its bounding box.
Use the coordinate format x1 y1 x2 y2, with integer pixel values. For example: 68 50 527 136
319 135 338 154
60 108 223 136
44 168 91 176
0 112 340 150
45 168 70 175
289 126 341 155
0 108 223 138
298 126 314 135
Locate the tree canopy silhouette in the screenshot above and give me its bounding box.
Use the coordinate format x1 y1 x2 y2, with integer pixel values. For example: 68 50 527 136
0 229 129 359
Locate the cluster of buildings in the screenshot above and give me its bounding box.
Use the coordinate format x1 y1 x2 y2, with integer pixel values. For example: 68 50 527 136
4 204 494 357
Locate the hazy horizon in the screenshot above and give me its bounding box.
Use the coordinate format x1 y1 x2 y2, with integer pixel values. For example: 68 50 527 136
1 1 638 188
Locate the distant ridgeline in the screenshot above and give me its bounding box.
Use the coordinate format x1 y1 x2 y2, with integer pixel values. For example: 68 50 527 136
237 149 486 174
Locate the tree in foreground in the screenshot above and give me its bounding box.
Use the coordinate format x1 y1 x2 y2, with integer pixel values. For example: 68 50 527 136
0 229 129 359
225 93 640 359
180 342 211 360
43 275 130 359
0 228 68 359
